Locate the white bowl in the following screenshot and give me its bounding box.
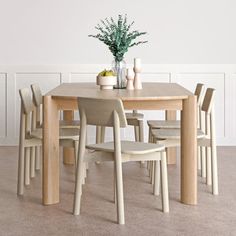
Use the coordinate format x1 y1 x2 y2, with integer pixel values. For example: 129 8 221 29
96 75 117 90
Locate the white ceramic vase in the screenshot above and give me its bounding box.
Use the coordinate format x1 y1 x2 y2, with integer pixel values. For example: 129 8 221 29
126 68 134 90
133 58 142 90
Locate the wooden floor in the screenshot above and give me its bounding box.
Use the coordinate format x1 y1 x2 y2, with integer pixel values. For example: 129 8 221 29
0 146 236 236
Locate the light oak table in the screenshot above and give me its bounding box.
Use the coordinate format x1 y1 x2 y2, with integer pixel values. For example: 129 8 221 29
43 83 197 206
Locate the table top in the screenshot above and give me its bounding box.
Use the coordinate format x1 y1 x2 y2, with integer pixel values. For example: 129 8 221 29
46 83 193 101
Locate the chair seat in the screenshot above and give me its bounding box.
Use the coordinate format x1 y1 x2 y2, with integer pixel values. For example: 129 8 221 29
152 128 205 140
87 141 165 155
59 120 80 128
125 112 144 120
148 120 180 129
31 128 80 140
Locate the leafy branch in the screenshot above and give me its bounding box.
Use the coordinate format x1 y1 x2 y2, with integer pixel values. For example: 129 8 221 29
89 15 148 62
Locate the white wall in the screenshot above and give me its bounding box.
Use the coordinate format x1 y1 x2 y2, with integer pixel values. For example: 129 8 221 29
0 0 236 64
0 1 236 145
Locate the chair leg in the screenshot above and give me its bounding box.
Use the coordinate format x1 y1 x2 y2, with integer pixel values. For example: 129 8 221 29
138 120 145 167
147 161 150 171
24 147 30 186
134 126 139 142
30 147 35 178
211 144 219 195
151 161 155 185
138 120 144 142
197 146 201 171
101 126 106 143
113 161 117 204
95 126 105 165
17 143 25 195
206 147 212 186
149 161 153 179
73 159 84 215
35 146 41 170
84 162 87 179
115 160 125 224
85 136 89 171
74 140 79 170
201 147 206 178
82 163 86 185
147 126 153 171
148 126 153 143
73 115 86 216
153 160 160 196
96 126 101 143
160 151 169 213
210 106 218 195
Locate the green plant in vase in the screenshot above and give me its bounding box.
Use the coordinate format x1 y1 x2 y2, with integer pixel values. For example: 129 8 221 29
89 14 148 88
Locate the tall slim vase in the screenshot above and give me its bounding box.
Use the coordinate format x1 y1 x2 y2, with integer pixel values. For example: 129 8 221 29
112 60 126 89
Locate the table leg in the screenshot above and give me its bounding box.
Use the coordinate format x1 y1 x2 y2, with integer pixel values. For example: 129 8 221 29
165 110 177 164
43 96 59 205
181 95 197 205
63 110 75 165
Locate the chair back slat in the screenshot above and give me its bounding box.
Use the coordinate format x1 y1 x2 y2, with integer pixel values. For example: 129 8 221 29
31 84 43 107
31 84 43 126
19 88 34 114
201 88 215 114
194 83 204 104
77 97 127 128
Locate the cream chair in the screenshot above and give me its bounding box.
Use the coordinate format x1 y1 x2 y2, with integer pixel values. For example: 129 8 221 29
30 84 81 171
147 83 205 131
31 84 81 129
151 88 218 195
148 83 205 173
73 97 169 224
17 88 80 195
17 88 42 195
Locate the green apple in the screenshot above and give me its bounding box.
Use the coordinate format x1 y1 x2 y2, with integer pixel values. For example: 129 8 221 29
105 70 114 76
98 69 116 77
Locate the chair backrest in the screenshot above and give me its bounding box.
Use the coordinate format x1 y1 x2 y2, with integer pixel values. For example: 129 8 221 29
194 83 204 104
201 88 215 114
19 88 34 114
31 84 43 107
31 84 43 127
19 88 35 136
77 97 127 128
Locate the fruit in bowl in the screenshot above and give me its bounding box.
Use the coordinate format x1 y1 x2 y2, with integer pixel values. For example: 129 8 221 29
98 69 116 77
96 69 117 90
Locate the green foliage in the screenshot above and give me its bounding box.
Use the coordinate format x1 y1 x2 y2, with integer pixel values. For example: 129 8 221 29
89 15 148 62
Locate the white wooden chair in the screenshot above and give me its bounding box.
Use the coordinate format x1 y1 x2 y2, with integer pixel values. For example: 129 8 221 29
17 88 80 195
31 84 81 129
17 88 42 195
147 83 205 132
73 97 169 224
30 83 81 171
148 83 205 172
151 88 218 195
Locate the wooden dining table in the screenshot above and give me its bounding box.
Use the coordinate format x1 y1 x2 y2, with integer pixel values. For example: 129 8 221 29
43 82 197 206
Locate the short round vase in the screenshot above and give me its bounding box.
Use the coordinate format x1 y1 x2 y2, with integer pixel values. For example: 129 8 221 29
112 60 126 89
